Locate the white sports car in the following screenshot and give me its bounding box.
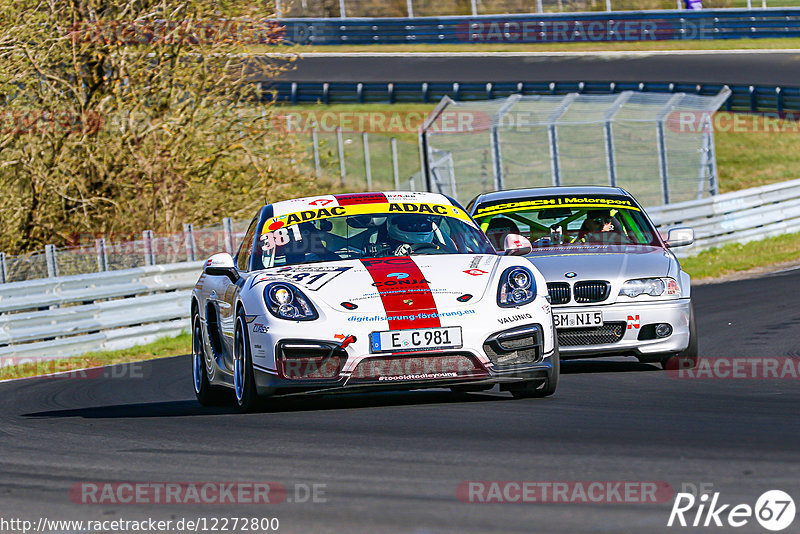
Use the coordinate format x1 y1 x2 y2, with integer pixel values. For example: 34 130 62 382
191 191 558 411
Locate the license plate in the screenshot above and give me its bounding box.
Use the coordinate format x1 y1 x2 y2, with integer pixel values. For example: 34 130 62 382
370 327 462 353
554 311 604 329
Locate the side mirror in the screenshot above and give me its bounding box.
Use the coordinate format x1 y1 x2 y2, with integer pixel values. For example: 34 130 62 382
203 253 240 282
665 227 694 248
502 234 532 256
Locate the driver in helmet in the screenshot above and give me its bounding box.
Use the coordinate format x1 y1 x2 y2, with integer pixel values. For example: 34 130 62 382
379 214 442 256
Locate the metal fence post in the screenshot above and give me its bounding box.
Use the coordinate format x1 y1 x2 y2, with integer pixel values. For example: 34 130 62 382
312 128 322 177
470 0 478 15
276 0 282 18
701 114 720 197
336 127 346 186
223 218 235 255
406 0 414 17
95 238 108 272
391 137 401 190
536 0 543 12
488 94 520 192
547 93 577 187
0 252 7 283
363 132 372 191
419 131 431 192
655 93 684 205
606 0 612 10
339 0 347 18
183 224 197 262
142 231 155 266
602 92 632 188
490 126 504 191
45 244 59 278
656 122 670 204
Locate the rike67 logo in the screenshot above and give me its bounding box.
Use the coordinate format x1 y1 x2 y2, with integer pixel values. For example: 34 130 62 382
668 489 795 531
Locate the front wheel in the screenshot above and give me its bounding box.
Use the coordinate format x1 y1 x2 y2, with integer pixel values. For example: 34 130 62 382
509 346 560 399
192 314 229 406
661 303 698 370
233 310 261 413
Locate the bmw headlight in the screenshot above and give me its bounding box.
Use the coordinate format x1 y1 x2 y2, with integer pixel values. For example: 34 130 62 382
264 283 318 321
618 277 681 298
498 266 537 308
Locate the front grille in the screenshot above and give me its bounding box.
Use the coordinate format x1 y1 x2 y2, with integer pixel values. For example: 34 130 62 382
483 343 540 366
557 322 626 346
483 324 543 367
277 342 347 379
547 282 571 304
350 353 486 381
573 280 610 303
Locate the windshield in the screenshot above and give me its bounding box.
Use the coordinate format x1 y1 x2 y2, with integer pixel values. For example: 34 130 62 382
472 194 660 250
255 208 494 269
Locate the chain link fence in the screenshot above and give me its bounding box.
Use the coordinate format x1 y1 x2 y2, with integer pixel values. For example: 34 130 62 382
2 90 731 283
421 89 730 207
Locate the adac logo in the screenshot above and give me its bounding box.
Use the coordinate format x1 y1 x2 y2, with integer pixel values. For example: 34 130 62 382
387 272 410 280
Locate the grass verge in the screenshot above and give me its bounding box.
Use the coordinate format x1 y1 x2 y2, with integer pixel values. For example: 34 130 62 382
0 331 191 381
680 231 800 280
263 38 800 54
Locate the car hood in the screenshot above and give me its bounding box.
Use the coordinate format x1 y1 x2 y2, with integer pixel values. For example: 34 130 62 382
247 254 503 316
524 245 675 283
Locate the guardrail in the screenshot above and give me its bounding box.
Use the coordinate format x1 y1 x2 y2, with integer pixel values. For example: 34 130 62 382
280 9 800 44
267 81 800 113
0 262 201 361
648 178 800 257
2 180 799 361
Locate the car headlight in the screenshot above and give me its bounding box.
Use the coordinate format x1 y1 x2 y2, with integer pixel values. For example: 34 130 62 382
498 266 537 308
264 283 318 321
618 277 681 298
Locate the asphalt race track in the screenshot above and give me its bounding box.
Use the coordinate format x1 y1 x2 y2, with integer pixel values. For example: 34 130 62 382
273 51 800 86
1 267 799 533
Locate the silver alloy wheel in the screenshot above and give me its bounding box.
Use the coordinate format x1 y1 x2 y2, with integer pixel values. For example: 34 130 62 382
192 316 203 394
234 319 245 403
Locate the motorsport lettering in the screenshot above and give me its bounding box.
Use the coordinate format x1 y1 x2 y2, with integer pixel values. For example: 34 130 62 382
476 197 636 216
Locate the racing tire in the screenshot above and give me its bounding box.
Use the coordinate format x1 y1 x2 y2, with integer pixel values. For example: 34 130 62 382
660 303 698 371
192 314 229 407
509 345 560 399
233 309 261 413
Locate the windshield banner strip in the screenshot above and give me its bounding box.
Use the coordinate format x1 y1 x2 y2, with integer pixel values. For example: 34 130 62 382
265 202 474 231
475 199 641 218
360 257 441 330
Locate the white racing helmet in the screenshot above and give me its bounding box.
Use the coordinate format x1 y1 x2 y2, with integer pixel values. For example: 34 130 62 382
387 214 436 244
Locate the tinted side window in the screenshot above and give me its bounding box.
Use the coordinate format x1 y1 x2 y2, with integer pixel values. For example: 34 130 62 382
236 219 258 271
